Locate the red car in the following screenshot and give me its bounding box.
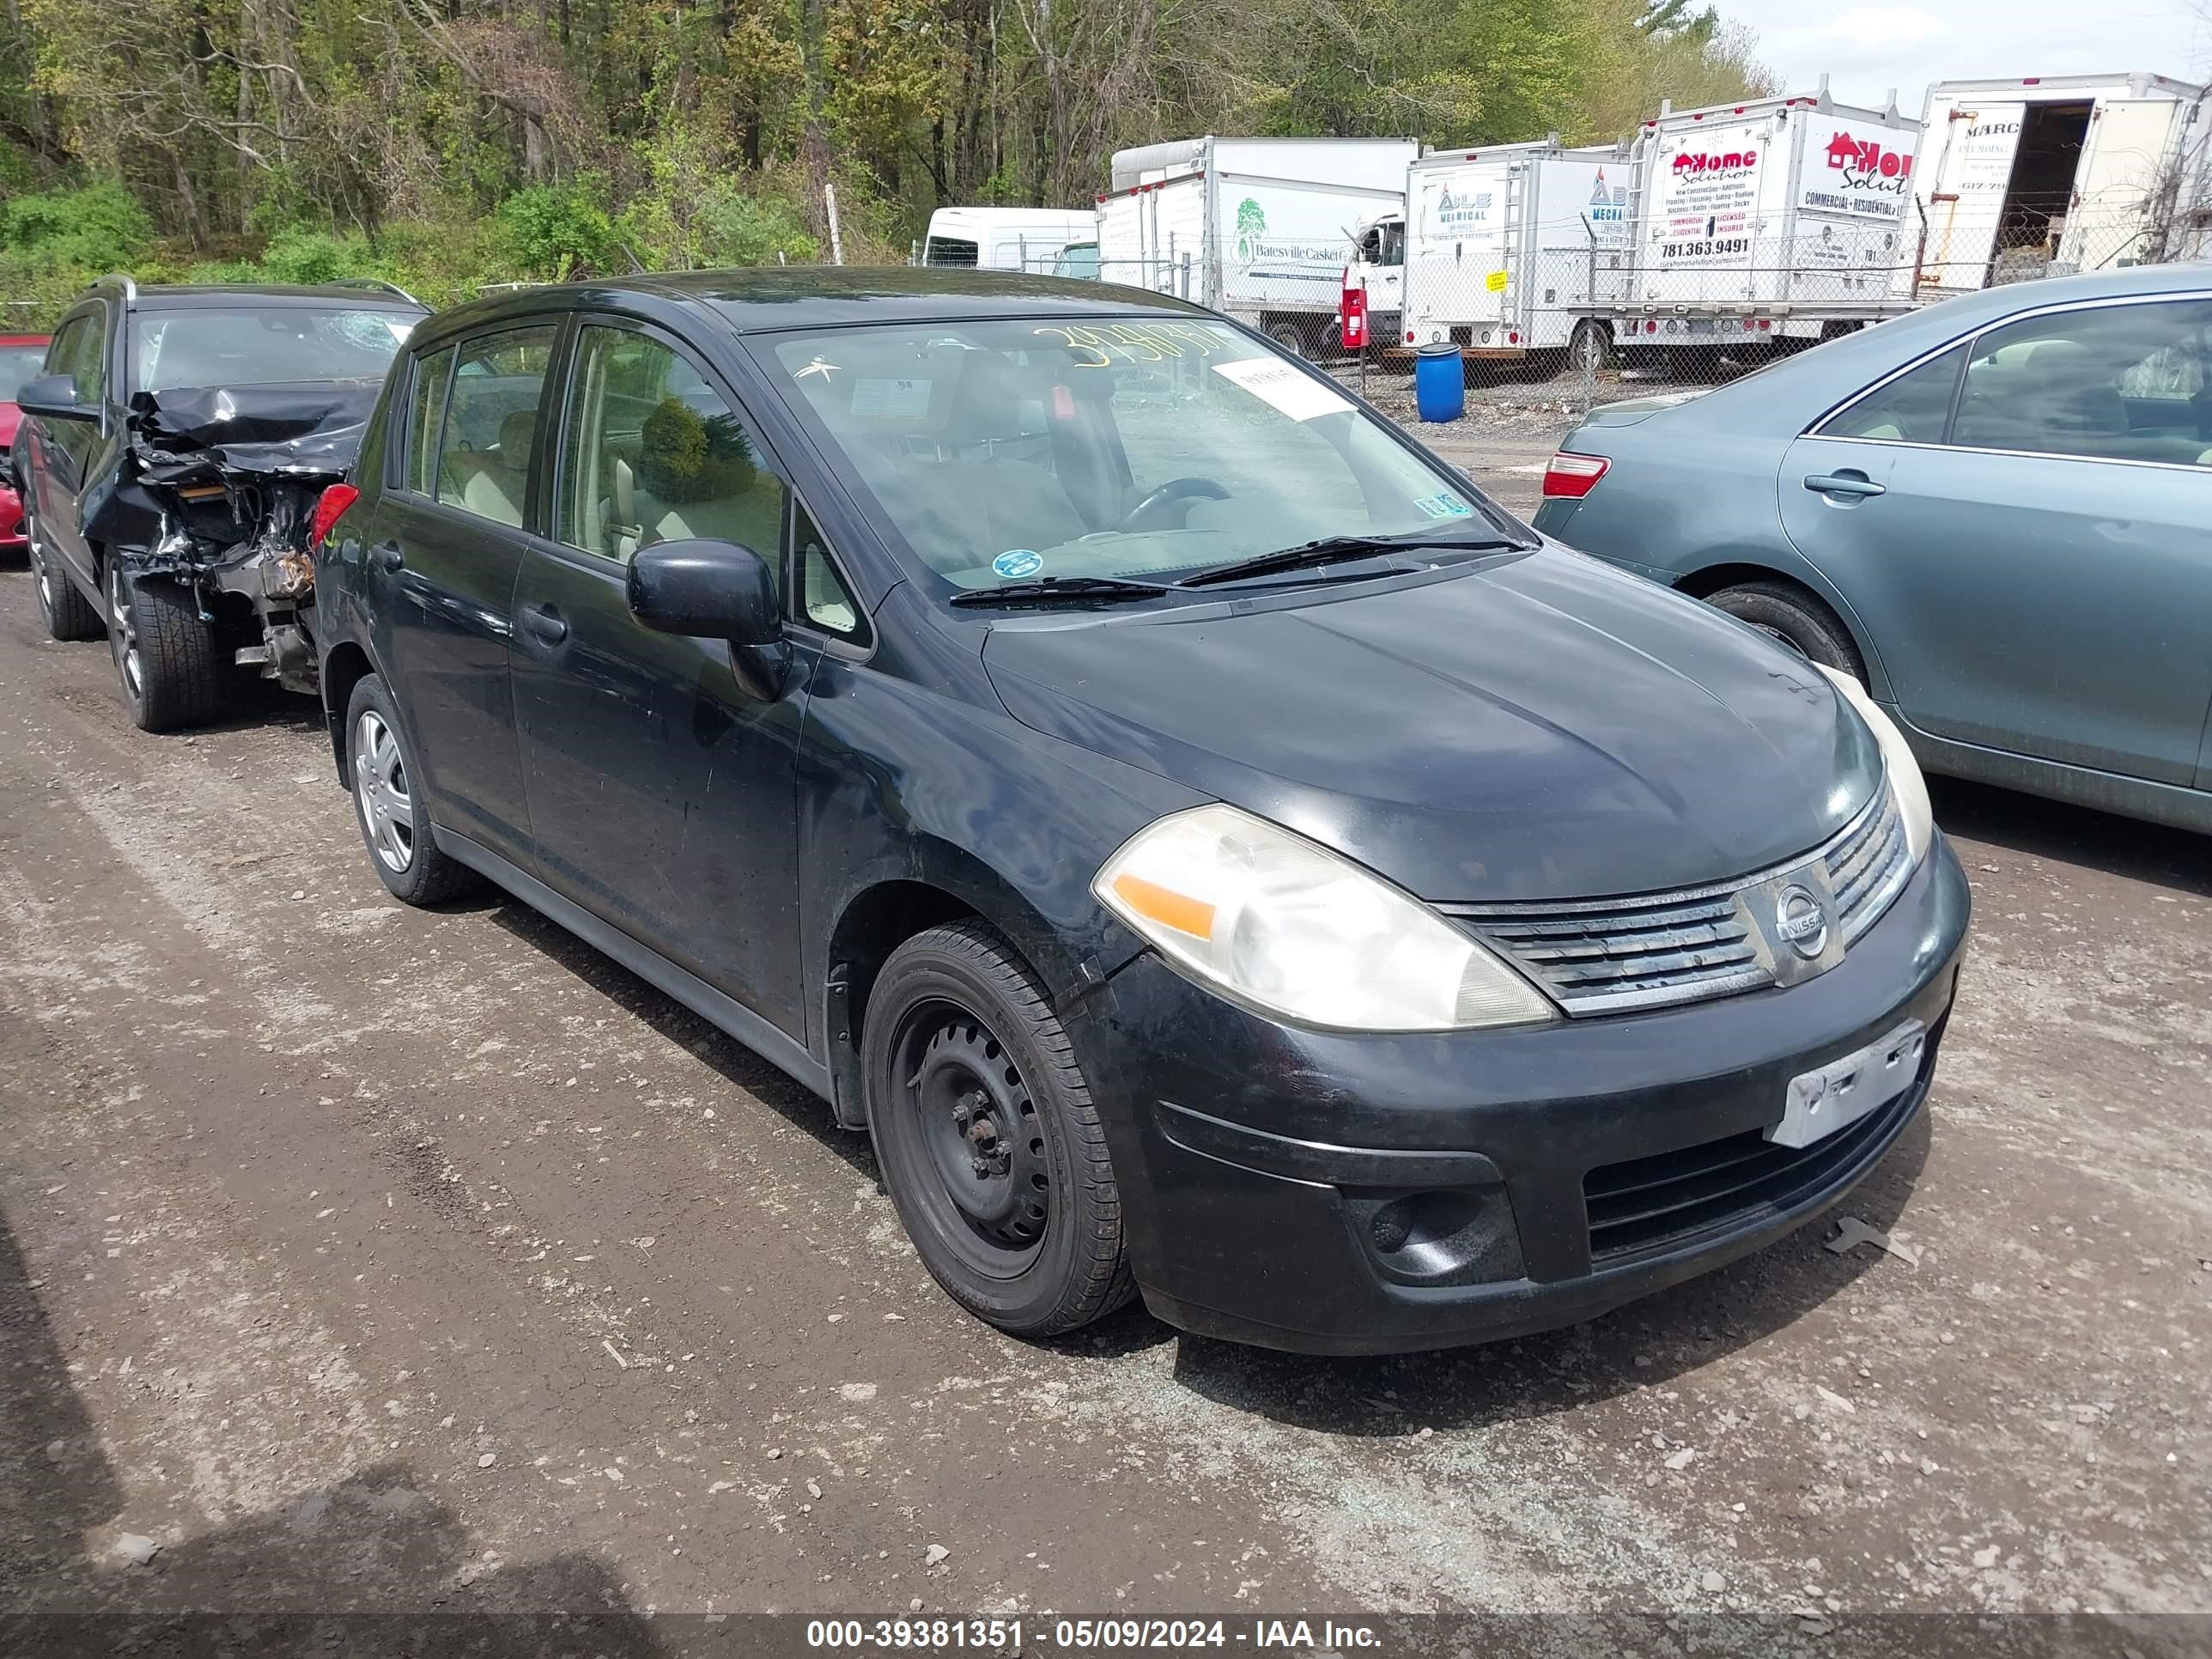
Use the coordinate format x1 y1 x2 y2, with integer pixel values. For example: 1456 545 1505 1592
1 331 54 555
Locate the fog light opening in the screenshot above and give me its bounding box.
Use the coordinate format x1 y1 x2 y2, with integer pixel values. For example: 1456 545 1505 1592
1370 1190 1487 1259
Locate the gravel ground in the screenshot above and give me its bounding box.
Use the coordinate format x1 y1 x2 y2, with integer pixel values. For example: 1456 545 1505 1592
3 535 2209 1642
1334 363 1712 517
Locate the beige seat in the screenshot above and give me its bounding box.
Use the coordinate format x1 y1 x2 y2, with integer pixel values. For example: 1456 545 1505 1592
458 410 535 528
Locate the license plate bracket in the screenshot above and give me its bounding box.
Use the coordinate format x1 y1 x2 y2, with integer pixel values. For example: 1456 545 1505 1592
1769 1019 1926 1150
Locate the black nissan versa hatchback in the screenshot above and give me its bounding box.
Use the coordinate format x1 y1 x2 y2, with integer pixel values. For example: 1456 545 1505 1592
313 270 1969 1355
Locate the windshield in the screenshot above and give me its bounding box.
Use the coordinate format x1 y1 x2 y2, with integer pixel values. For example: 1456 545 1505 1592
769 317 1510 592
135 307 416 394
0 342 49 402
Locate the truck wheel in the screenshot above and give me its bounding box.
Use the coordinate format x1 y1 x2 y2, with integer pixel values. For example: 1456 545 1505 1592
864 921 1134 1339
1568 320 1614 373
346 673 482 905
1265 320 1308 359
1705 580 1865 682
109 563 222 732
29 532 101 642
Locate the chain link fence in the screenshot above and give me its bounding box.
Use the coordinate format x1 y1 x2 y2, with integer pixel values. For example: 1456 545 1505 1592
976 187 2210 429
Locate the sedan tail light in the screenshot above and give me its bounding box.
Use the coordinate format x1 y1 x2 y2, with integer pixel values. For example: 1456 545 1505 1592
1540 452 1610 500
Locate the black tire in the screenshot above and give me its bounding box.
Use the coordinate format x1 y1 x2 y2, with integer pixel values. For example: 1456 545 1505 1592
344 672 482 905
1265 320 1307 359
1567 319 1614 373
1705 580 1866 682
29 532 101 641
110 563 222 732
864 921 1133 1338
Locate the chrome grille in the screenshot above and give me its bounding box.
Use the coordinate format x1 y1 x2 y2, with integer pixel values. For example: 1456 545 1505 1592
1826 787 1911 943
1448 890 1768 1016
1446 784 1911 1018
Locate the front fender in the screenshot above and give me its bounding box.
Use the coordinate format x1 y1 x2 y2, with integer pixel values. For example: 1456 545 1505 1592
794 606 1206 1120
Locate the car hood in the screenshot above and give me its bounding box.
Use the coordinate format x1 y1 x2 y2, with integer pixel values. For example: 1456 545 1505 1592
981 548 1881 902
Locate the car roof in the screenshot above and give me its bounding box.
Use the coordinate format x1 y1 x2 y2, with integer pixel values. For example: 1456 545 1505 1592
412 267 1210 346
0 332 50 344
1642 263 2212 431
1832 262 2212 368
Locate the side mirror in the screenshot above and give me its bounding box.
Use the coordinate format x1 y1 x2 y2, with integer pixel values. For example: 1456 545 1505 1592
627 538 782 646
16 374 96 422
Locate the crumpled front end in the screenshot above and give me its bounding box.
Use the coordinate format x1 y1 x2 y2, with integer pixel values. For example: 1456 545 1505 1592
84 381 379 695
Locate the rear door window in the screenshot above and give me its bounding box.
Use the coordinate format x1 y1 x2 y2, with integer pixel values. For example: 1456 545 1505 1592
404 346 456 495
1820 343 1966 445
434 325 560 528
1950 299 2212 466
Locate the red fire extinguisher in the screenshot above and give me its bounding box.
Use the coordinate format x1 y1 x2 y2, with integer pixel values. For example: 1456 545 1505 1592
1340 266 1368 354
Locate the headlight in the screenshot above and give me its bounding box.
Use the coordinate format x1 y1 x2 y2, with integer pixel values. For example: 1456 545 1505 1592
1816 665 1933 865
1093 804 1556 1032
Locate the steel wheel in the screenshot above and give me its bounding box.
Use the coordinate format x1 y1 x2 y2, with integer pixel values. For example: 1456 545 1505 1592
894 1002 1049 1274
353 708 416 873
106 562 142 703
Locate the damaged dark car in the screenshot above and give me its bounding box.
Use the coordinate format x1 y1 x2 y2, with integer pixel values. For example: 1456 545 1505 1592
16 274 427 730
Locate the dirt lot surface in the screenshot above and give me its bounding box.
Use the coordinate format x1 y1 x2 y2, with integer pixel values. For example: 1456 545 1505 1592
3 540 2210 1641
1330 365 1691 517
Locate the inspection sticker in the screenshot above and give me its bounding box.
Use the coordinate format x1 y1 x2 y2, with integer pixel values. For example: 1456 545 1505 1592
1414 492 1475 519
1211 357 1353 422
851 377 933 421
992 550 1044 579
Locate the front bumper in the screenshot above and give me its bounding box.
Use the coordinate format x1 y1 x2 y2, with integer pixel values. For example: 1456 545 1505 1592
0 483 23 551
1066 835 1970 1355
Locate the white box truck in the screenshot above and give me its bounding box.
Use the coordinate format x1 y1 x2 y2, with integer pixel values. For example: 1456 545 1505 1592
1595 88 1923 364
919 207 1097 271
1912 73 2211 297
1395 139 1635 369
1096 136 1419 355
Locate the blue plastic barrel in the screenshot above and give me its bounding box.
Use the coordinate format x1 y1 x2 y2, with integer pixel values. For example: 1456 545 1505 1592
1413 343 1465 422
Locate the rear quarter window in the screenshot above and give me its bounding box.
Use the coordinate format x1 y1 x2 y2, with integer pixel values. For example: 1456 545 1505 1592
404 346 457 496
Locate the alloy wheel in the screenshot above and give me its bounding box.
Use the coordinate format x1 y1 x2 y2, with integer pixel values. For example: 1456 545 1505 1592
106 563 141 702
353 708 416 872
896 1004 1050 1273
29 538 57 627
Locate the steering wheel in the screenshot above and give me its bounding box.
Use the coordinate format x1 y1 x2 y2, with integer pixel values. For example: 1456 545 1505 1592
1115 477 1231 534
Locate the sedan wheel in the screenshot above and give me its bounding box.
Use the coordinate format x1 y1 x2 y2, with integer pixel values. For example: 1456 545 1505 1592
353 708 416 874
1705 580 1867 683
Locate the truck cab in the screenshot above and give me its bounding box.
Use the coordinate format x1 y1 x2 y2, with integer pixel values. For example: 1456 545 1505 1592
1350 211 1407 332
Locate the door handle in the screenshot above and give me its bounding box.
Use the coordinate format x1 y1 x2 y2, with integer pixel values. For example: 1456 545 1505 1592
1803 471 1886 499
370 541 405 573
521 604 568 645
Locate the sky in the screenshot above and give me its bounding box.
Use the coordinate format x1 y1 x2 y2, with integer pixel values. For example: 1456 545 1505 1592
1717 0 2212 116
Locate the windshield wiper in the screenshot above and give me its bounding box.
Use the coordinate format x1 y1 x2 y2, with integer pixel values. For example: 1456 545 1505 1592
1174 531 1523 590
948 574 1170 608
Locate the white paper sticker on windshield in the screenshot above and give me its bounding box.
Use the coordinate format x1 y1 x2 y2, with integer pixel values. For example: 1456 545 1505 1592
851 376 934 421
1211 357 1353 422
